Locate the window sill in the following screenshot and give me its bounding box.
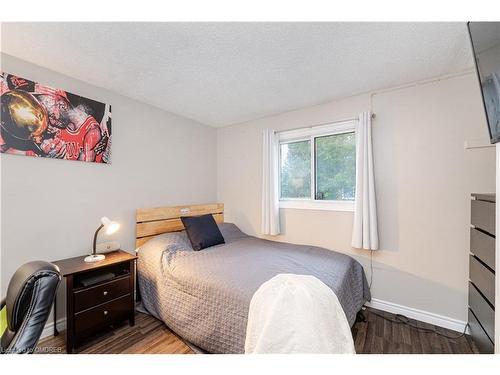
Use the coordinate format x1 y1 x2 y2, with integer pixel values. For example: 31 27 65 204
279 199 355 212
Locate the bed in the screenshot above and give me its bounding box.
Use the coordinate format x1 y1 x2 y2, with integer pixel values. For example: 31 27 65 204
136 203 370 354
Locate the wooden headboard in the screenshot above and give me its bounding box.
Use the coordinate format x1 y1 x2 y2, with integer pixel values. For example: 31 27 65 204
135 203 224 248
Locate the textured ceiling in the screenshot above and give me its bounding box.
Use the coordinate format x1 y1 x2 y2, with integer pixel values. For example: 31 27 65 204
1 22 473 127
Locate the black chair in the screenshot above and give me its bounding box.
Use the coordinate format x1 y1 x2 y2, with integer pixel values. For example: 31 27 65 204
1 261 61 354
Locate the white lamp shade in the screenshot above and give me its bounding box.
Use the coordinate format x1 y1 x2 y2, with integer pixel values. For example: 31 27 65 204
100 217 120 235
100 217 111 226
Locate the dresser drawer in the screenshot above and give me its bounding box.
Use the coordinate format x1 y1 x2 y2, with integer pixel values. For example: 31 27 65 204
74 275 130 312
469 255 495 306
74 294 130 335
471 199 495 235
470 228 495 271
468 308 494 354
468 282 494 341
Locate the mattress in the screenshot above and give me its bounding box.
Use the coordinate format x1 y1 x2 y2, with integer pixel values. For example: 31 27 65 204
137 223 370 354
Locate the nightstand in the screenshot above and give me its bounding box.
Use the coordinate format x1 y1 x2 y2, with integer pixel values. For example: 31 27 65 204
52 250 137 353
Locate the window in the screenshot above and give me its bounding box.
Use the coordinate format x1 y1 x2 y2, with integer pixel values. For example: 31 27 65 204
278 121 356 211
280 140 311 199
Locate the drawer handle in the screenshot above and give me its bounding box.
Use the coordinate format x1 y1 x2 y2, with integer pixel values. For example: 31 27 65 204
103 310 108 316
103 291 108 296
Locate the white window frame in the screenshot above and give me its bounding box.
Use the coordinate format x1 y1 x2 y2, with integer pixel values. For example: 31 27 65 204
278 120 357 212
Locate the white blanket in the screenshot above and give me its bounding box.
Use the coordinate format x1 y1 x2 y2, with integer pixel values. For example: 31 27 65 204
245 274 356 354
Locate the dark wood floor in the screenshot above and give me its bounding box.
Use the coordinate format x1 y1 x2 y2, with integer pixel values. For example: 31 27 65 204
352 308 477 354
38 312 194 354
38 307 477 354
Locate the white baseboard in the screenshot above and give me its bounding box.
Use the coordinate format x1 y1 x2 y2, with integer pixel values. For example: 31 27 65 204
40 318 66 340
365 298 469 334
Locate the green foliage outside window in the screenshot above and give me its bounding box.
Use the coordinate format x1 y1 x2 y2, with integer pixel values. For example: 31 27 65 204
280 140 311 198
279 132 355 201
315 132 356 200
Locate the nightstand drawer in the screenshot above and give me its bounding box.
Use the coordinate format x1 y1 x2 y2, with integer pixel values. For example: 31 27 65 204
74 294 130 334
74 275 130 312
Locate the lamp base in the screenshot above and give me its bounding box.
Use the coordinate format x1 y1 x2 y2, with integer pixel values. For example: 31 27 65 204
84 254 106 263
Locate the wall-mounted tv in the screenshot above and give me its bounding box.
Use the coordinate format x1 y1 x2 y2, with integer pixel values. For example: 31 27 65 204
468 22 500 144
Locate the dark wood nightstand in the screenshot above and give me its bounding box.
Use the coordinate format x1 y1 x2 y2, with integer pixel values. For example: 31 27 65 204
52 250 137 353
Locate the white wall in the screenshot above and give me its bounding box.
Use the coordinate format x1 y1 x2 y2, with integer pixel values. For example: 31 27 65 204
0 54 218 317
217 72 495 322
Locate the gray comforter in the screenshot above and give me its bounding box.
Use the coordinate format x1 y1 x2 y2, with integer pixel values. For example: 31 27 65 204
138 223 370 354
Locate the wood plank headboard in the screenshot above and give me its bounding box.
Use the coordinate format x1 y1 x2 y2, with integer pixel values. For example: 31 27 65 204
135 203 224 248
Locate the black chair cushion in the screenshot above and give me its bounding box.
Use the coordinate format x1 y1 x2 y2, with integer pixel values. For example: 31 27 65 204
1 261 60 353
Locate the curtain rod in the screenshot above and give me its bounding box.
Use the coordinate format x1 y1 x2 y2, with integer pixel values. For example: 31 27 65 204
274 113 376 134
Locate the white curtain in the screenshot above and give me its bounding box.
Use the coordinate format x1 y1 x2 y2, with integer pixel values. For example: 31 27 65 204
351 112 379 250
261 129 281 235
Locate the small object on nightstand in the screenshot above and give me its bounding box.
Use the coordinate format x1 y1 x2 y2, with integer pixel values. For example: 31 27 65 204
85 217 121 263
52 250 137 353
79 272 116 287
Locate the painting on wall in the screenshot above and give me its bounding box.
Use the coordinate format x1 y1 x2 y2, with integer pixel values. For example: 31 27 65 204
0 72 112 163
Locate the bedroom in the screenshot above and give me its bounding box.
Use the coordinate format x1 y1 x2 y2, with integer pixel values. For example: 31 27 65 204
1 1 500 372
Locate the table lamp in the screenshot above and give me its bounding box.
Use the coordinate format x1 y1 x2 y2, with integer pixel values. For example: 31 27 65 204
84 217 120 263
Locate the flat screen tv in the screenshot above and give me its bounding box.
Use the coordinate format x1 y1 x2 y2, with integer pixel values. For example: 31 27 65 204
468 22 500 144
